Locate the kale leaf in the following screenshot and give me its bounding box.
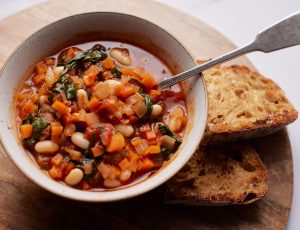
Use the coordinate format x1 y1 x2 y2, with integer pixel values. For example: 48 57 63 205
22 113 35 124
158 123 182 145
23 116 50 150
84 132 96 157
61 47 107 76
111 67 122 78
129 78 145 93
160 147 172 160
49 76 77 101
31 117 50 139
158 123 174 137
143 94 153 120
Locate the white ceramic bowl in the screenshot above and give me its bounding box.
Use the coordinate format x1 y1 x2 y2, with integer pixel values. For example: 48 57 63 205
0 12 207 202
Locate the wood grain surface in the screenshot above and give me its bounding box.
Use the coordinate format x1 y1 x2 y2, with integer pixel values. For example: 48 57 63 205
0 0 292 229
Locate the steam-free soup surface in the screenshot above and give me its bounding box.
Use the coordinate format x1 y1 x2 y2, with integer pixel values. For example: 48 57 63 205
16 41 187 190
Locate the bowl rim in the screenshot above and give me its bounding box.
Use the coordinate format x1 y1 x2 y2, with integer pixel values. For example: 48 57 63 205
0 11 208 202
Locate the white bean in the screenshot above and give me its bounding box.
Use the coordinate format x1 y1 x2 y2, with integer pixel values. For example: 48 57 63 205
94 82 111 100
77 89 88 110
104 178 121 188
115 124 134 137
119 169 132 182
35 140 59 154
168 106 185 132
109 48 132 66
64 168 83 186
71 132 90 149
105 80 123 95
151 104 162 117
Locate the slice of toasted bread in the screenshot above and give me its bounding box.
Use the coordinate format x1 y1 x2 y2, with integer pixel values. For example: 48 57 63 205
201 64 298 144
165 143 268 205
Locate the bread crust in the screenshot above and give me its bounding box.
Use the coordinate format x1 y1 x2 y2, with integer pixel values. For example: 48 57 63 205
201 64 298 145
165 143 268 205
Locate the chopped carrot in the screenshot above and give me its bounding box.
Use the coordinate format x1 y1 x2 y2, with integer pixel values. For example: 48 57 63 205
20 101 37 119
35 62 48 74
91 145 104 157
32 74 45 86
141 74 157 91
20 124 33 138
81 180 92 190
52 101 70 115
87 97 101 111
144 145 161 155
133 66 147 78
131 138 142 147
31 94 39 103
102 57 116 70
128 155 139 172
83 65 101 86
16 93 27 102
48 165 63 180
118 158 130 171
119 67 136 77
63 162 75 176
37 84 48 95
145 130 157 141
138 158 155 171
116 86 136 98
51 121 63 141
51 153 63 166
106 132 125 153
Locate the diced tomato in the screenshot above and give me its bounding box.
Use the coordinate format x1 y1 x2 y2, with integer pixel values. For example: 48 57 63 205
20 101 37 119
81 180 92 190
48 165 63 180
51 153 63 166
99 123 114 146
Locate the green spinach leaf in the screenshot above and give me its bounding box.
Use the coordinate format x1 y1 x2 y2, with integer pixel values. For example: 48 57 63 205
111 67 122 78
31 117 50 139
61 47 107 76
144 94 153 120
158 123 182 145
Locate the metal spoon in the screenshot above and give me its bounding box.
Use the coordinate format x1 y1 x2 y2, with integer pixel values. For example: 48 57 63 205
159 11 300 89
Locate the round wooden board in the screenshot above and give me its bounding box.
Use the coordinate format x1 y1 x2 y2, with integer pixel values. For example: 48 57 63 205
0 0 293 229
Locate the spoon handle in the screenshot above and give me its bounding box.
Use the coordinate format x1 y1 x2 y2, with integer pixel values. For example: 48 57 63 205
159 11 300 89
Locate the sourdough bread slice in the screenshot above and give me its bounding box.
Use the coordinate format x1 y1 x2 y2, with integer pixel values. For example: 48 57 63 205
165 143 268 205
201 64 298 144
